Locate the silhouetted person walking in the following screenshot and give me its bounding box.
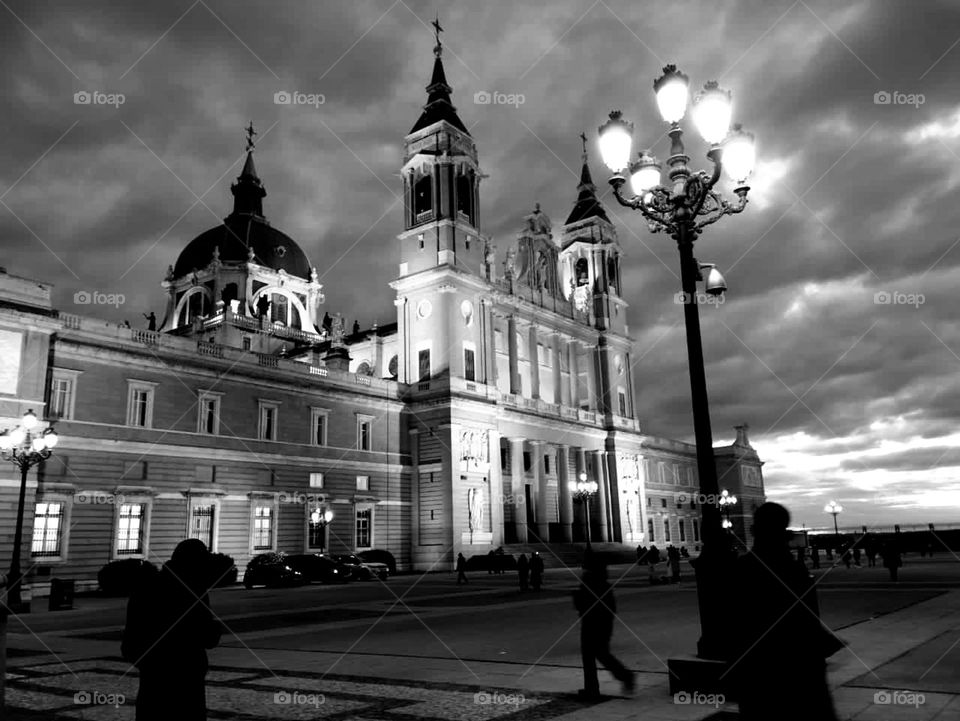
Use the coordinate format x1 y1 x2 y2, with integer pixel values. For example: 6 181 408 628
811 546 821 569
667 545 681 583
573 557 634 699
726 503 840 721
530 551 545 591
517 553 529 592
883 541 901 582
456 552 468 585
122 539 223 721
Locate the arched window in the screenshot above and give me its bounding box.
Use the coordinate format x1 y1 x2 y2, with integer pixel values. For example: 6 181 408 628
356 361 372 376
456 171 473 223
607 256 618 294
413 173 432 219
575 258 589 286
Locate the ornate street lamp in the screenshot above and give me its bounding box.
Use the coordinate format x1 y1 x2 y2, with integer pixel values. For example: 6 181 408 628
569 472 599 548
598 64 755 661
824 500 842 538
718 489 737 532
0 410 59 611
310 507 334 554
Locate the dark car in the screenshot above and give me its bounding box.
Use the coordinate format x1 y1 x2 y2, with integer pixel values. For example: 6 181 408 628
285 553 353 584
336 554 389 581
243 552 306 589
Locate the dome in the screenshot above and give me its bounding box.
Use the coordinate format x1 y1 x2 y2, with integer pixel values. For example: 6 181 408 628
173 214 312 279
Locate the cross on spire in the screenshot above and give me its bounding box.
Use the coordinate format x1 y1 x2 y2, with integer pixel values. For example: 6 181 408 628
432 12 443 56
579 131 588 157
245 121 257 152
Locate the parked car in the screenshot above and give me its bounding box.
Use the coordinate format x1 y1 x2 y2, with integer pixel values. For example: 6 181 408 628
335 554 389 581
243 553 306 589
285 553 353 584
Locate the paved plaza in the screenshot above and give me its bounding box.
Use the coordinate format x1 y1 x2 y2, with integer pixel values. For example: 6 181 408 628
4 557 960 720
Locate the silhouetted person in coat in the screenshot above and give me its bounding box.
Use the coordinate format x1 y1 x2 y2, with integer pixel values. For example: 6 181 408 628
456 552 468 585
573 557 634 699
142 312 157 331
517 553 529 592
122 539 223 721
883 541 902 582
726 503 839 721
667 545 681 583
352 319 360 335
811 546 821 569
530 551 544 591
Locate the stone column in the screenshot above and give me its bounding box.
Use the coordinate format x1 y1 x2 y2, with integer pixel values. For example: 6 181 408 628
569 341 580 408
558 444 573 542
509 437 527 542
507 315 520 395
593 449 609 542
528 324 540 400
584 342 597 411
531 441 548 541
552 333 563 405
487 429 504 546
485 304 497 387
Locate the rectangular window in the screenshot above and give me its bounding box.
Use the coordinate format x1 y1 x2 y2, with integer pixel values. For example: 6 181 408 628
31 502 64 557
673 464 681 485
660 498 667 508
50 377 73 419
664 518 671 542
308 509 329 550
647 497 652 507
309 472 324 488
252 506 273 550
197 393 221 435
259 402 278 441
464 347 476 382
418 348 431 381
356 475 370 491
190 504 215 547
693 519 700 542
242 336 252 351
618 390 627 417
544 454 551 475
126 381 156 428
356 507 372 548
648 518 654 542
679 519 686 542
357 416 373 451
311 409 329 446
116 503 145 555
500 447 508 471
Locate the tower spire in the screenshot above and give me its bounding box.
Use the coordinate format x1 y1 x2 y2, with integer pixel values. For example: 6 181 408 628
231 121 266 217
565 133 608 225
432 12 443 57
409 15 469 135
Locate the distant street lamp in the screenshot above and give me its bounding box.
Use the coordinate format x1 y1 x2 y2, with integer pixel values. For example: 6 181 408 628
718 489 737 532
569 472 599 548
310 507 334 554
0 410 59 611
824 501 843 537
598 64 755 660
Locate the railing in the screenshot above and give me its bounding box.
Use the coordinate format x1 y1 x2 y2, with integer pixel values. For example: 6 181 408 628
415 210 433 224
197 340 224 358
310 366 328 377
418 382 430 391
257 353 279 368
132 329 160 346
355 374 371 386
60 313 82 330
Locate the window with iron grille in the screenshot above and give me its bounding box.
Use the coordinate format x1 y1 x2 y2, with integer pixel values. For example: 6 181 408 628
51 378 73 419
116 503 144 555
190 504 215 547
31 502 64 557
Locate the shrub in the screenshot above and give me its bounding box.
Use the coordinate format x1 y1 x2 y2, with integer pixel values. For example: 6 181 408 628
209 552 238 587
357 549 397 575
97 559 158 597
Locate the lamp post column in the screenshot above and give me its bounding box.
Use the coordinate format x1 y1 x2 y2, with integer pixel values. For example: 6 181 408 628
7 464 30 610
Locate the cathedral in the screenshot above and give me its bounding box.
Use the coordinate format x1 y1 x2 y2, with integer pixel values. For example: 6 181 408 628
0 30 764 592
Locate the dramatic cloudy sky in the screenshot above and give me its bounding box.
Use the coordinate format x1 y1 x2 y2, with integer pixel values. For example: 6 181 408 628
2 0 959 530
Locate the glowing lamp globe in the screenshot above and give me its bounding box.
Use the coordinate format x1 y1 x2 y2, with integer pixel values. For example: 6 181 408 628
692 81 732 145
22 410 39 430
630 151 662 195
598 111 634 172
723 124 756 183
654 65 689 124
43 430 58 448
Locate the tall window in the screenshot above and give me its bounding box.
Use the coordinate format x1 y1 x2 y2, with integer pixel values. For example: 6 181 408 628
311 409 329 446
116 503 145 555
413 173 433 219
678 519 686 542
198 393 221 435
648 518 654 542
456 171 473 222
308 509 329 550
464 347 476 382
31 502 64 557
50 374 76 420
356 507 372 548
693 519 700 542
664 518 671 543
259 402 279 441
190 504 215 548
618 390 627 417
309 472 324 488
126 381 156 428
418 348 431 381
357 416 373 451
252 506 273 550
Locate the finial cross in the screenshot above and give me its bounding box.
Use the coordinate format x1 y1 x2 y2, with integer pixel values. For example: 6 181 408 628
245 121 257 152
